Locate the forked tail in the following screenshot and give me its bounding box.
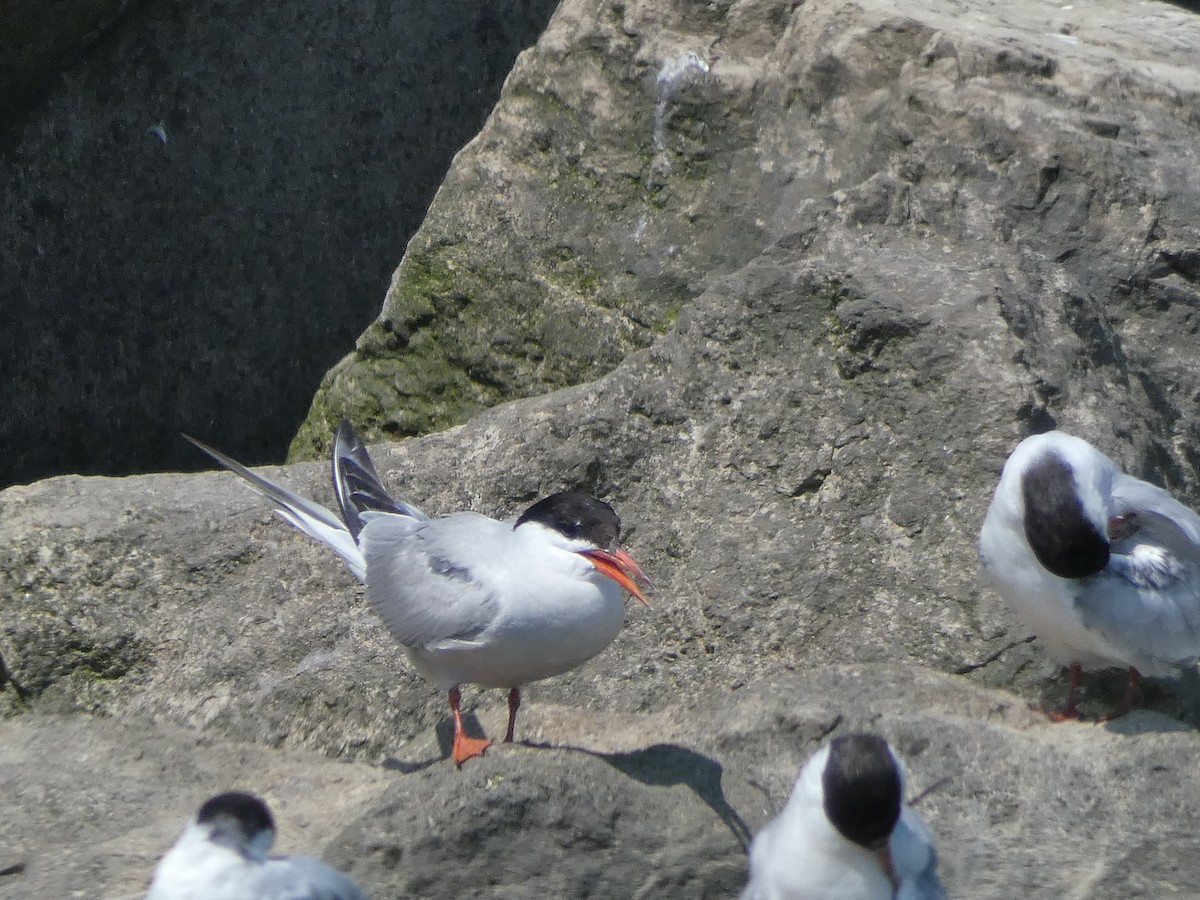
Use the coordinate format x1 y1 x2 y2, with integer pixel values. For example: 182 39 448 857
183 432 367 581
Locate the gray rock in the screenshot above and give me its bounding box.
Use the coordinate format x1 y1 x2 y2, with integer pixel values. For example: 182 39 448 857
294 0 1200 479
5 0 1200 896
0 713 393 899
3 670 1200 898
6 245 1200 894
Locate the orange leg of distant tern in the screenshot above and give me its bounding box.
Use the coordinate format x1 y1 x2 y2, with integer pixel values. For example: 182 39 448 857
1100 667 1142 722
1046 664 1142 723
1046 661 1083 722
504 687 521 743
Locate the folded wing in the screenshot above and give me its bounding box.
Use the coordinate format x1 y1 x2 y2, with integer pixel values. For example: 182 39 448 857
255 855 367 900
1072 472 1200 671
892 807 947 900
359 512 501 649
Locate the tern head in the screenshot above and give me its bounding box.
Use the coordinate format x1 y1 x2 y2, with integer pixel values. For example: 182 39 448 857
1019 443 1111 579
515 490 651 605
821 734 903 853
195 791 277 860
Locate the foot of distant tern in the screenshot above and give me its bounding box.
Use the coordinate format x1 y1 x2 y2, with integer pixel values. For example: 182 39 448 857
1044 661 1083 722
1042 663 1144 722
449 686 491 766
504 687 521 743
1097 667 1142 722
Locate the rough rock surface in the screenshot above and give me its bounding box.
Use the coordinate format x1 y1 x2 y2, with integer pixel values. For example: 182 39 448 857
4 670 1200 899
0 714 393 899
5 0 1200 897
0 0 559 488
294 0 1200 466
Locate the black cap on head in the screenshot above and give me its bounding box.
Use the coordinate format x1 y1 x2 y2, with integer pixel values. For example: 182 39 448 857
1021 452 1110 579
197 791 275 838
822 734 902 850
514 490 621 549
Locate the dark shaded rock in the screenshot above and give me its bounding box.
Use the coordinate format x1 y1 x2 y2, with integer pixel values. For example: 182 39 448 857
0 0 134 123
333 745 750 898
0 0 560 489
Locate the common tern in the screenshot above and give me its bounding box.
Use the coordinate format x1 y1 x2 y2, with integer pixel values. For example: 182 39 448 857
146 791 365 900
980 430 1200 719
185 422 649 765
741 733 945 900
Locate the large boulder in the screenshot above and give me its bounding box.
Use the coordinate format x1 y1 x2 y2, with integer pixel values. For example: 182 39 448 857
4 0 1200 896
293 0 1200 472
4 669 1200 898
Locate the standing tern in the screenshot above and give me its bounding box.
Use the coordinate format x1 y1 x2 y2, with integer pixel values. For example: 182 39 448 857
185 422 649 765
979 430 1200 720
146 791 365 900
741 733 945 900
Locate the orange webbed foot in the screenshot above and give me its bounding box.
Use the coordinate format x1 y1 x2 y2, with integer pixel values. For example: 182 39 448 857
452 733 492 767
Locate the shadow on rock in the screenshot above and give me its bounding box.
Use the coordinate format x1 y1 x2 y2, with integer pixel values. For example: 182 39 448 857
1033 667 1200 734
381 712 490 773
1103 669 1200 736
525 740 753 851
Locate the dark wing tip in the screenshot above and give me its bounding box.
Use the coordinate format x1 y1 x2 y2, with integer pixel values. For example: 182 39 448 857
182 432 249 474
331 420 421 536
181 431 214 458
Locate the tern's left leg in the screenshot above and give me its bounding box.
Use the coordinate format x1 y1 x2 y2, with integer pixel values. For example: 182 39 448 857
504 687 521 743
1102 667 1142 721
1046 661 1083 722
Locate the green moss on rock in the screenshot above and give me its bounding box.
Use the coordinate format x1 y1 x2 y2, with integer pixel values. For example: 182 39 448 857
290 26 725 458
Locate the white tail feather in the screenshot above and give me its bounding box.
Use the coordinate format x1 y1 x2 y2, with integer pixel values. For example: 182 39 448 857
273 508 366 582
184 433 367 582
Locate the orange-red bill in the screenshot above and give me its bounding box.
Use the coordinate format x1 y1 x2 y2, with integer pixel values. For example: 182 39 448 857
581 547 651 606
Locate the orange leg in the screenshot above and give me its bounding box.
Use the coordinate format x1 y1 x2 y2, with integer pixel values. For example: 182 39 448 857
1100 667 1142 722
1046 661 1083 722
449 686 491 767
1045 664 1143 723
504 687 521 743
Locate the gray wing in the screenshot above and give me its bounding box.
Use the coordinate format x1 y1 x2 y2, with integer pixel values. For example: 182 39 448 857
1072 473 1200 669
893 808 947 900
256 856 367 900
359 511 502 648
1111 473 1200 569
